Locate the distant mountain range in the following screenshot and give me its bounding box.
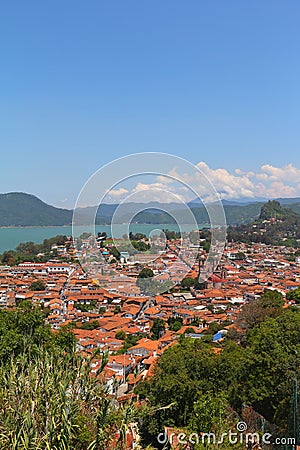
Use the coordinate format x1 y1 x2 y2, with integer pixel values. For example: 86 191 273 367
1 192 300 227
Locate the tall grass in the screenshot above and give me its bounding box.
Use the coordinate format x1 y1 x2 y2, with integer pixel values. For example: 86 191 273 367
0 349 124 449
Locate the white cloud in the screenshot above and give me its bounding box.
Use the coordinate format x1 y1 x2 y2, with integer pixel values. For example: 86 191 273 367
194 162 300 199
255 181 297 198
108 187 129 197
133 182 167 192
161 162 300 201
156 175 174 184
195 162 256 199
259 163 300 183
103 162 300 203
132 182 186 203
165 161 300 200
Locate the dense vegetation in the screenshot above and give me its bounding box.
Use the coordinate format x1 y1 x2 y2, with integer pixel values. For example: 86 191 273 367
0 235 70 265
0 193 72 226
3 192 300 227
1 293 298 448
99 204 262 226
0 303 141 450
228 200 300 246
136 292 300 448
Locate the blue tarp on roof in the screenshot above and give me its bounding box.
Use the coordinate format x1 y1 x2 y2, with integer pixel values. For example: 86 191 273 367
213 332 223 342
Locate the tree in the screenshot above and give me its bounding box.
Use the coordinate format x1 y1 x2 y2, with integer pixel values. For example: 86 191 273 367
118 334 142 354
29 280 46 291
131 241 150 252
137 308 300 446
286 287 300 303
80 320 99 330
184 327 195 334
113 305 121 314
1 235 69 265
260 289 284 308
136 338 218 435
238 310 300 425
150 318 165 340
208 322 219 334
75 301 97 312
180 277 195 290
137 267 160 295
138 267 154 278
237 290 284 331
0 305 73 362
116 330 126 341
168 316 183 331
1 251 15 265
129 232 146 241
259 200 285 220
53 324 76 352
170 320 182 332
190 317 200 327
110 246 120 260
16 241 36 255
190 391 229 434
161 229 181 240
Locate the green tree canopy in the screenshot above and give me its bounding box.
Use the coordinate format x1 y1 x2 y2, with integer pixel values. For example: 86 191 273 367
137 308 300 444
115 330 126 340
286 287 300 303
29 280 46 291
138 267 154 278
150 318 165 340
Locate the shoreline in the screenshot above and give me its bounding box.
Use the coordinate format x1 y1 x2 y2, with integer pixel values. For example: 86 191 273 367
0 225 72 229
0 223 183 229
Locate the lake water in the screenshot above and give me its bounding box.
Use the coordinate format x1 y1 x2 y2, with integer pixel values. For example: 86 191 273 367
0 224 201 253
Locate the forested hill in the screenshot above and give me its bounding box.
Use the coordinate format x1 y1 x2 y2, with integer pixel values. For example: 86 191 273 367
228 200 300 246
2 192 300 227
0 193 260 226
0 193 72 226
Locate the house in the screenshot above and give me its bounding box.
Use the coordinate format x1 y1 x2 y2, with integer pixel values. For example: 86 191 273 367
107 354 135 377
127 338 160 358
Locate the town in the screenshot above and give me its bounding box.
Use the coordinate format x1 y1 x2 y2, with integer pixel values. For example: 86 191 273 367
1 226 300 406
2 199 300 448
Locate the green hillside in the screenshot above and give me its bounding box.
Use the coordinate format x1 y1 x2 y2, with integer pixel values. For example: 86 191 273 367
118 202 263 226
1 192 300 228
228 200 300 246
0 193 72 226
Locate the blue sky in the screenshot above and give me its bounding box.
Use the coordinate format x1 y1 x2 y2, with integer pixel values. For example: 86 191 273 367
0 1 299 207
